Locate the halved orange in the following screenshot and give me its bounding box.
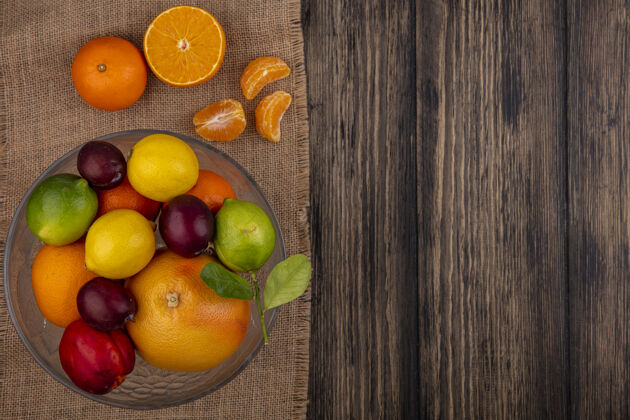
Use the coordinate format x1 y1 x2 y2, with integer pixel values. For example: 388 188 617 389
143 6 225 87
194 99 246 142
255 91 292 142
241 57 290 100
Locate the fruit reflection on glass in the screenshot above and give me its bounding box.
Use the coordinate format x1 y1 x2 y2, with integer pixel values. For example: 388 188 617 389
59 320 135 394
125 250 250 371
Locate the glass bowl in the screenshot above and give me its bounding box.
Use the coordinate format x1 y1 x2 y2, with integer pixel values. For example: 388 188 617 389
3 129 285 409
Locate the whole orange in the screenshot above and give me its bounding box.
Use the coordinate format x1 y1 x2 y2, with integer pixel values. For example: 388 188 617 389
182 169 236 214
31 242 99 328
72 36 147 111
97 177 160 220
125 249 250 371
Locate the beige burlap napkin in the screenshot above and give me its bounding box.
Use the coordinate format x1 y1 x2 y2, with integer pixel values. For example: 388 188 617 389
0 1 310 418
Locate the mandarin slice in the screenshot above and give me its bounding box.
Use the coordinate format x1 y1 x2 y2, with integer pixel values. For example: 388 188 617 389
143 6 225 87
194 99 246 142
241 57 290 100
255 91 292 142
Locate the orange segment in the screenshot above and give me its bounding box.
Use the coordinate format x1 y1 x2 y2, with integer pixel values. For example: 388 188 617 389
241 57 290 100
143 6 225 87
255 91 292 142
193 99 246 142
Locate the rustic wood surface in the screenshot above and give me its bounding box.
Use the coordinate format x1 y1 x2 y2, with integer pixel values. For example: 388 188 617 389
568 1 630 418
304 0 630 418
416 1 569 418
304 0 419 418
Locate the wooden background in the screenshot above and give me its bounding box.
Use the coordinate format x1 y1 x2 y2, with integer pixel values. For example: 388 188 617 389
304 0 630 418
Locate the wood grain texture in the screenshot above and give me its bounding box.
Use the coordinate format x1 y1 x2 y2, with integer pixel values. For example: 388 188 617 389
568 1 630 418
303 0 419 418
417 1 569 418
305 0 630 418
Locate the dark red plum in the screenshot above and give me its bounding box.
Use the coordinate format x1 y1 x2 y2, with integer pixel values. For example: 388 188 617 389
77 277 137 331
159 194 215 257
77 141 126 189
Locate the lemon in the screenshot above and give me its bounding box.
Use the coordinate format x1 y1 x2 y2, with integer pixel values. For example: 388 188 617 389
127 133 199 202
85 209 155 279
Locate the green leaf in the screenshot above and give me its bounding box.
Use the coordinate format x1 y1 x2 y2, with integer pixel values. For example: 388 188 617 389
263 254 311 311
200 262 254 300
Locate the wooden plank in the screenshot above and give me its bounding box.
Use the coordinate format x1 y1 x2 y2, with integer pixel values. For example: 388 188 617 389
567 1 630 418
303 0 419 418
417 1 569 418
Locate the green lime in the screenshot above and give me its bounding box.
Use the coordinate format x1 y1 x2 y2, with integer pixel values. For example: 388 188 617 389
26 174 98 246
214 198 276 272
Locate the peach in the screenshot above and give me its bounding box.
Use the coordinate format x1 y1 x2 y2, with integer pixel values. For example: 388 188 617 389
59 320 135 394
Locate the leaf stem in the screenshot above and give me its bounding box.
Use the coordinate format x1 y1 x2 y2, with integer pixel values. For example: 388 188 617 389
251 272 268 343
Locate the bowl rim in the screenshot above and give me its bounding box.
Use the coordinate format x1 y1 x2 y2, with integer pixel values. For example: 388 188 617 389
3 129 286 409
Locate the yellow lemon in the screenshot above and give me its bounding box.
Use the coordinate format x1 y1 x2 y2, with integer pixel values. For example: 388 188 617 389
85 209 155 279
127 133 199 202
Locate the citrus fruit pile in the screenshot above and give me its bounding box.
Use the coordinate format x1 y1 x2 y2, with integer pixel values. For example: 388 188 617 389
26 132 279 394
71 5 293 143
